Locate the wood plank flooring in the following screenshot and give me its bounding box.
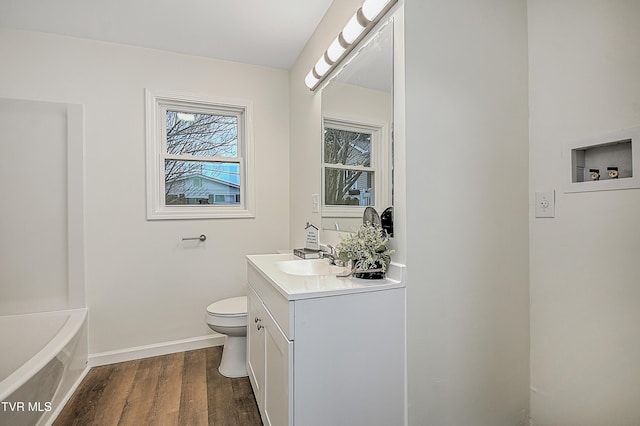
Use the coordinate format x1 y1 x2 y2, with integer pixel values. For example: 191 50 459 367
53 346 262 426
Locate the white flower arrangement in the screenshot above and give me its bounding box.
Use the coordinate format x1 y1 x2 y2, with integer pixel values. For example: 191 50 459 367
336 223 394 274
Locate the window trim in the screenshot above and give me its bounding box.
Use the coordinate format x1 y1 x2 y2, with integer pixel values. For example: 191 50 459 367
321 116 390 218
145 89 255 220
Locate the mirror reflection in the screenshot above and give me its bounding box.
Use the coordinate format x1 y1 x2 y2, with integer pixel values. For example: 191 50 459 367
320 19 394 233
324 120 375 207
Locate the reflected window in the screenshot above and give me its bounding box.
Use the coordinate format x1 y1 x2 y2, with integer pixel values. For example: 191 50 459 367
323 119 380 209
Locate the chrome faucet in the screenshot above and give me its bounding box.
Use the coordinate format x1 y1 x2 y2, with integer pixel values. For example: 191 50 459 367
320 244 340 265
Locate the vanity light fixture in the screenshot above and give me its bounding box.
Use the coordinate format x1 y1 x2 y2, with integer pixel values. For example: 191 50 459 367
342 12 367 44
304 0 397 90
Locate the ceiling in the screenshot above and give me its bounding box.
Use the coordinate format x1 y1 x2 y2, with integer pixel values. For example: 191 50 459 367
0 0 333 69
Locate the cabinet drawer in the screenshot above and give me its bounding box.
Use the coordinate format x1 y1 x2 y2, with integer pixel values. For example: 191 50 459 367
247 262 294 340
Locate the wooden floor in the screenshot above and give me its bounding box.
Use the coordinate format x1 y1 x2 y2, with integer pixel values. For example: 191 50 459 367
53 346 262 426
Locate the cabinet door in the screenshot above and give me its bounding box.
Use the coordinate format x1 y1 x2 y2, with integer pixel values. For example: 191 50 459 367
247 288 265 414
263 310 293 426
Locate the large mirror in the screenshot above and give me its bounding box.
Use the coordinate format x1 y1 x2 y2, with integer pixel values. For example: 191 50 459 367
320 18 394 233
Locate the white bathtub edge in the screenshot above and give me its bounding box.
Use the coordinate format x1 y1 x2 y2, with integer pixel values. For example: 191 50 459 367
88 334 225 367
43 364 90 426
0 308 87 403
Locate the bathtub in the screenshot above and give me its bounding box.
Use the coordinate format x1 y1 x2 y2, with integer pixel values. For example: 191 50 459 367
0 308 88 426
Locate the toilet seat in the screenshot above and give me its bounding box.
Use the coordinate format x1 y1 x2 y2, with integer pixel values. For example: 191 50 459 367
207 296 247 317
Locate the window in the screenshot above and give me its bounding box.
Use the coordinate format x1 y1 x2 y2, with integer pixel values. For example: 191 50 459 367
146 89 254 219
322 117 388 217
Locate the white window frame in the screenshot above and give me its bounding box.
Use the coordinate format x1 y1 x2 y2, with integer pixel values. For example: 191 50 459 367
321 116 391 218
145 89 255 220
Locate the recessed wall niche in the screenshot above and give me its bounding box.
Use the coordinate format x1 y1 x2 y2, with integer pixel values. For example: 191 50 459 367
564 126 640 193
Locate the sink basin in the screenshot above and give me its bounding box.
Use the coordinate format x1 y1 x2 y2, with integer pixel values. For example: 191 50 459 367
276 259 348 276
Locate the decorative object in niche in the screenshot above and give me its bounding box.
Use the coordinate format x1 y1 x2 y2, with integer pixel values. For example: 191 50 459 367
574 141 631 182
564 126 640 193
336 223 394 279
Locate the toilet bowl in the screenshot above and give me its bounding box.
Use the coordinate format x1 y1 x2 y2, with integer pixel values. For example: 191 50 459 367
205 296 248 378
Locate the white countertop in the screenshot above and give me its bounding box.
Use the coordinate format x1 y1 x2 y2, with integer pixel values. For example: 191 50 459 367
246 253 406 301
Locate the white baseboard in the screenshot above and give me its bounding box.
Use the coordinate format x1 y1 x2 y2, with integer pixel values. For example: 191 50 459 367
88 334 226 367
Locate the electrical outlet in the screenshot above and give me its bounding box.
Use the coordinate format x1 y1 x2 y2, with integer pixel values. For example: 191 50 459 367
535 190 555 218
311 194 320 213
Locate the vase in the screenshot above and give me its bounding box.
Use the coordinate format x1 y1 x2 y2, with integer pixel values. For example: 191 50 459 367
353 261 385 280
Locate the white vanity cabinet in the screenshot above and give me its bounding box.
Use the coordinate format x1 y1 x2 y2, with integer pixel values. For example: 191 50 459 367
246 254 406 426
247 286 292 426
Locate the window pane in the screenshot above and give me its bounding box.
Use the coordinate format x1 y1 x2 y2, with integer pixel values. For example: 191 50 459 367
324 127 371 166
165 160 240 205
166 110 238 157
325 168 374 206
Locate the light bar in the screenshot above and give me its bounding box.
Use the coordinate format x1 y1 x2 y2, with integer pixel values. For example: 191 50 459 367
305 0 397 90
342 12 366 45
362 0 392 21
327 36 348 63
314 54 332 77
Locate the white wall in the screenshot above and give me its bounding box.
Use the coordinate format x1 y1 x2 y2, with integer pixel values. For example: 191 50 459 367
404 0 530 424
528 1 640 424
0 99 69 314
0 29 290 354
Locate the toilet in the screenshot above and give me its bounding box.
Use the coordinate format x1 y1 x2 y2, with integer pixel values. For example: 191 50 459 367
205 296 248 378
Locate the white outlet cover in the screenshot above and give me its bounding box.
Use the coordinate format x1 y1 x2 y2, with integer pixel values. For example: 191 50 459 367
535 191 555 218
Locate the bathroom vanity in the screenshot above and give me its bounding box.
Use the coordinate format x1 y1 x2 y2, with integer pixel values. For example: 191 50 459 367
246 253 406 426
